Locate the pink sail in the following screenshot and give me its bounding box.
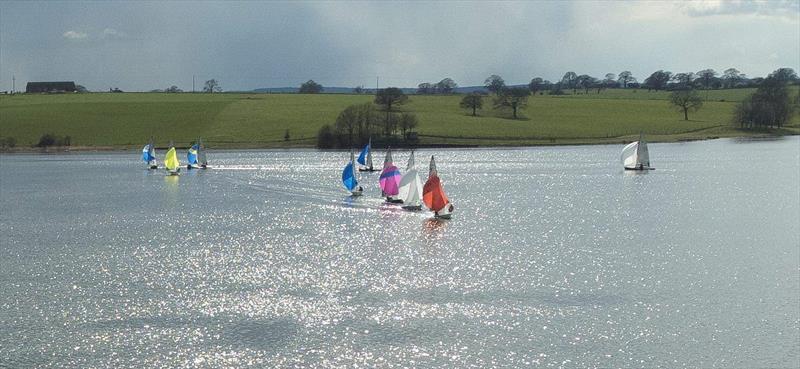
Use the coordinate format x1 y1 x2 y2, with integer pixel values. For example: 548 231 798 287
379 164 401 196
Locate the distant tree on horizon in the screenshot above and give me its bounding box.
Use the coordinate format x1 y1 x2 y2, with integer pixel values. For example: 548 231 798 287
669 89 703 121
769 67 798 83
697 69 717 91
398 113 418 139
734 74 795 129
644 70 672 91
459 93 484 116
299 80 323 94
353 85 365 94
577 74 596 94
436 78 458 94
203 79 221 93
617 71 635 88
561 72 578 94
722 68 744 88
494 87 530 119
484 75 506 94
528 77 544 95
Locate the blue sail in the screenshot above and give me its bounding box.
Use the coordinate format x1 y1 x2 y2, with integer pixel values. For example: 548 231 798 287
187 144 199 165
357 143 369 166
142 144 155 163
342 162 358 191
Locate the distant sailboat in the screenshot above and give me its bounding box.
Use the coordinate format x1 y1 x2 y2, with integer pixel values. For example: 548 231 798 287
141 137 158 169
621 133 654 170
187 141 199 169
197 138 209 169
398 151 423 210
164 141 181 176
357 138 377 172
423 156 454 219
379 148 403 203
342 149 363 196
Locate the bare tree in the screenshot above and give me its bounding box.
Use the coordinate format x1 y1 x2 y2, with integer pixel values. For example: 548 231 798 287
494 87 530 119
669 89 703 120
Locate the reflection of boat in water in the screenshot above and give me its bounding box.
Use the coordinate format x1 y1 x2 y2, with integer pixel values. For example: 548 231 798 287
357 137 378 172
622 133 654 171
398 151 423 211
423 156 454 219
379 148 403 204
141 137 158 169
342 149 363 196
164 142 181 176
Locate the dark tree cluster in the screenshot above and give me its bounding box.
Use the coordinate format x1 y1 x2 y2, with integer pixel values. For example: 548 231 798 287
36 133 71 147
318 88 418 148
734 74 795 129
417 78 458 94
299 80 323 94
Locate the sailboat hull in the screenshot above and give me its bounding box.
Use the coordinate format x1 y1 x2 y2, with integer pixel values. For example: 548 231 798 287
624 166 655 171
402 205 422 211
359 168 379 172
385 198 404 204
149 165 158 170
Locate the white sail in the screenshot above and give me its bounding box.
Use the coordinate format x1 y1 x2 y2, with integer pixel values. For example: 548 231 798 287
636 138 650 168
197 138 207 165
621 141 639 169
398 151 422 206
366 138 374 169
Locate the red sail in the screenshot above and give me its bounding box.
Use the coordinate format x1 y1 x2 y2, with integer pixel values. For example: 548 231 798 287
423 174 449 212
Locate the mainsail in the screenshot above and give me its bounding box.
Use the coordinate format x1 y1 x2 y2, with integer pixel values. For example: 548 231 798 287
342 149 359 192
165 146 180 172
187 143 199 166
398 151 422 207
423 156 450 213
357 138 373 169
621 141 639 169
142 142 156 165
379 148 401 197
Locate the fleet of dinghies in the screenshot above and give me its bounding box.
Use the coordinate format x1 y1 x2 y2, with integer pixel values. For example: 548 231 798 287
140 134 655 219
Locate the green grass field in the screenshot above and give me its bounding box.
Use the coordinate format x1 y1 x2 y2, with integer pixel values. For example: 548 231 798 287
1 87 797 149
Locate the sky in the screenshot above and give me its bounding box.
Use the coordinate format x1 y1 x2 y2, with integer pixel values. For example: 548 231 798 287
1 0 798 92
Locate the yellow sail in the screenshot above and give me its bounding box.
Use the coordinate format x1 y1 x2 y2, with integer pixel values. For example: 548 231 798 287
164 147 179 171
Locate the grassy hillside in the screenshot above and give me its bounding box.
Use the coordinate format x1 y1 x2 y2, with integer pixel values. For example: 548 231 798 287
1 88 797 149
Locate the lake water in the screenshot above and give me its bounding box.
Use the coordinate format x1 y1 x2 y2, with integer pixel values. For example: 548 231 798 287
1 138 798 368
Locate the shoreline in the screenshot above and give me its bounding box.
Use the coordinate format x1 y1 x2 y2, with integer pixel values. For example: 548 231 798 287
1 129 796 153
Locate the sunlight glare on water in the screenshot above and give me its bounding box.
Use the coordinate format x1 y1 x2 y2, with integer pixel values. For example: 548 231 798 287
1 138 798 368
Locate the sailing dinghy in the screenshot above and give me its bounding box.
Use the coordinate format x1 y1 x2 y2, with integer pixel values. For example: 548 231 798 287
379 148 403 203
164 141 181 176
342 149 363 196
621 133 654 170
423 155 454 219
187 141 200 169
357 138 378 172
398 151 423 211
141 137 158 169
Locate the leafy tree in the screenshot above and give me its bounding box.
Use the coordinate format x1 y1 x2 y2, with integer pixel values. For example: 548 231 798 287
203 79 221 93
494 87 530 119
561 72 578 93
374 87 408 135
734 76 794 129
576 75 596 94
335 104 360 145
528 77 544 95
353 85 364 94
769 68 798 83
75 85 88 93
669 89 703 120
436 78 457 94
299 80 323 94
722 68 743 88
617 71 635 88
165 85 183 93
484 75 506 94
549 82 565 95
672 73 696 89
644 70 672 91
417 82 433 94
697 69 717 91
459 93 484 116
398 113 418 138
